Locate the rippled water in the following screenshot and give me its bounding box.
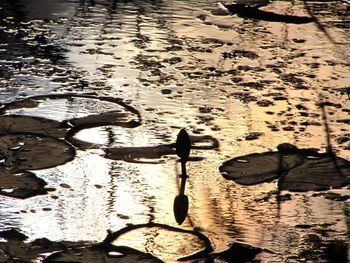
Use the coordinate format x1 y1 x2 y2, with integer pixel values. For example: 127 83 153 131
0 0 350 262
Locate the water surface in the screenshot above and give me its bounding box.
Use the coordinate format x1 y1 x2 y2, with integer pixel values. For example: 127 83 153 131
0 0 349 261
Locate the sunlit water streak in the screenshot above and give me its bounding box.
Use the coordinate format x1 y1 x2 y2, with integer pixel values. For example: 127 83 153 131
0 0 349 262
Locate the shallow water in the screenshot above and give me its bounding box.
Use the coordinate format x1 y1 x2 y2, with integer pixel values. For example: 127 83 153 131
0 0 350 262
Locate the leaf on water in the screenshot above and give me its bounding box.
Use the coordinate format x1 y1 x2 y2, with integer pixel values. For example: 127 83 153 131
43 245 163 263
211 241 265 263
219 144 350 191
279 156 350 191
0 234 89 263
219 152 304 185
68 111 139 128
105 223 213 262
0 169 47 199
0 115 67 138
190 135 219 149
0 228 28 241
0 227 162 263
104 134 218 163
104 145 174 163
0 134 75 171
1 95 142 146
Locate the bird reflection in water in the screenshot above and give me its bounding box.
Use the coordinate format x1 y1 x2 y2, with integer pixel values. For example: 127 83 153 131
173 128 191 225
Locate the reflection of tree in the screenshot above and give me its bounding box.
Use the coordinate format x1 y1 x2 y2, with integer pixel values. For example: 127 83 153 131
0 0 69 85
1 1 26 23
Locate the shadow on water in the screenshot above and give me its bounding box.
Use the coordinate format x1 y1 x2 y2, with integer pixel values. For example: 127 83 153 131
224 4 314 24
